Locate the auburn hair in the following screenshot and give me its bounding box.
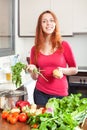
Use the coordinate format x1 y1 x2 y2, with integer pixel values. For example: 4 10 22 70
34 10 62 63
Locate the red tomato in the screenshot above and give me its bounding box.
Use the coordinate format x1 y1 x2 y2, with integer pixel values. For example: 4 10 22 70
18 113 28 122
32 124 38 128
1 111 9 119
12 112 19 121
7 113 13 122
42 108 46 114
6 113 18 124
10 117 17 124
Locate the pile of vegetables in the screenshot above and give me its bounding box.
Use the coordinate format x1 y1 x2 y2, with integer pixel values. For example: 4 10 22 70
1 93 87 129
27 93 87 130
11 62 26 88
1 100 44 125
1 104 28 124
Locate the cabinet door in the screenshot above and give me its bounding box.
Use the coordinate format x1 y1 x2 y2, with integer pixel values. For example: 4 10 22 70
0 0 15 56
18 0 51 36
51 0 73 36
73 0 87 33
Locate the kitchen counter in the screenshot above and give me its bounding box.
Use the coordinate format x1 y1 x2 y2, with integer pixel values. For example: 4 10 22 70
78 66 87 72
0 109 87 130
0 109 31 130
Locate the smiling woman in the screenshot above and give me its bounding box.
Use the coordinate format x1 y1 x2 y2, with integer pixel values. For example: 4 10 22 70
0 0 15 57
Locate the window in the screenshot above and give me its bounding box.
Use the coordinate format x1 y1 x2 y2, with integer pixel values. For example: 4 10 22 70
0 0 15 57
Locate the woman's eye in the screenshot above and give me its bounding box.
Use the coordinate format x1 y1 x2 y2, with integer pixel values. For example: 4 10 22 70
50 19 55 22
42 20 46 23
42 19 55 23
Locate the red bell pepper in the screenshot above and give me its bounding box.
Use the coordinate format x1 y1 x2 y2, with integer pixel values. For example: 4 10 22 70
16 100 30 110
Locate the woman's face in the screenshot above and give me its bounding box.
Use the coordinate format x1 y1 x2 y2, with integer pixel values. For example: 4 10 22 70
41 13 56 35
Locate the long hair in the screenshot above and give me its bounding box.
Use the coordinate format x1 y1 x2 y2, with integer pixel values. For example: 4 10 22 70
34 10 62 63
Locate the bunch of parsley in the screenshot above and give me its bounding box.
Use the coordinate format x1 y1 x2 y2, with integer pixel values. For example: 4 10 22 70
11 62 26 88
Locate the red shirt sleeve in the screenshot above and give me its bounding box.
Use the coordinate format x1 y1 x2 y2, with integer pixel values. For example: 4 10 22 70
62 41 77 67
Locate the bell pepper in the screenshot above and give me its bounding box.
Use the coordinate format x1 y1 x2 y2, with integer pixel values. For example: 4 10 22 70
16 100 30 110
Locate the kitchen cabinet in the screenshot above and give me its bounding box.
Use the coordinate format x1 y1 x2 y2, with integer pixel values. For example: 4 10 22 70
73 0 87 33
51 0 73 36
18 0 51 36
0 1 10 36
53 0 87 34
18 0 87 36
18 0 73 36
0 0 15 57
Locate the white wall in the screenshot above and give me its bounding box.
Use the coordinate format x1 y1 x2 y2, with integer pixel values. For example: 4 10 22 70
63 34 87 66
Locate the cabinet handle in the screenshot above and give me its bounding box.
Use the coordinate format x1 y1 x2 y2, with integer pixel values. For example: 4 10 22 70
80 79 82 83
83 79 86 84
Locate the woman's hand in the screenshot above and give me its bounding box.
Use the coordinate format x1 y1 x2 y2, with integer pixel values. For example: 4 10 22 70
53 66 78 79
26 64 39 80
53 68 63 79
26 64 37 72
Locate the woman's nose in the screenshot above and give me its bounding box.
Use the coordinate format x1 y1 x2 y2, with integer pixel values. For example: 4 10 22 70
46 20 51 25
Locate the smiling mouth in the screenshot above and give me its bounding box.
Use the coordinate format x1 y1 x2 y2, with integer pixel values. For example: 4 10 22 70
46 27 54 31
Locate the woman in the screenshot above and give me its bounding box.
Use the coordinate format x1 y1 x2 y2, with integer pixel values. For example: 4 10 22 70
27 10 78 106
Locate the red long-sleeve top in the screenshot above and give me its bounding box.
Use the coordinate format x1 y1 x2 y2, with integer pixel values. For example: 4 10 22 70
30 41 77 96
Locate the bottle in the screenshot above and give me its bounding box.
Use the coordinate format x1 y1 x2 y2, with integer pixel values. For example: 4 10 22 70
11 54 19 66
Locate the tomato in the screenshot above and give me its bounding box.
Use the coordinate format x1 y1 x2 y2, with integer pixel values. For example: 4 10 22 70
6 112 18 124
10 117 17 124
42 108 46 114
32 124 38 128
1 111 9 119
7 113 13 122
12 112 19 121
18 113 28 122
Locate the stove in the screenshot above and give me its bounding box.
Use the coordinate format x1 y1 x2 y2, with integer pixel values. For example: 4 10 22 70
68 68 87 98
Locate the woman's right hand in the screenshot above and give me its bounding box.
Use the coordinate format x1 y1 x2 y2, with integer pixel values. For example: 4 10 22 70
26 64 39 80
26 64 37 72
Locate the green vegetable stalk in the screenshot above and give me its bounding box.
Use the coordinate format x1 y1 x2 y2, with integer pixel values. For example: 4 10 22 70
33 68 48 82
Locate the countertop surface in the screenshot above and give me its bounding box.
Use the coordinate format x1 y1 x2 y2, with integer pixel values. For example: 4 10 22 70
0 110 31 130
0 109 87 130
78 66 87 72
0 111 81 130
